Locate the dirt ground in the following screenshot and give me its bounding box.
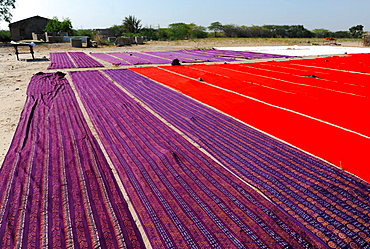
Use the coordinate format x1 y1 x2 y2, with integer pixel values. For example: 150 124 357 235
0 38 365 165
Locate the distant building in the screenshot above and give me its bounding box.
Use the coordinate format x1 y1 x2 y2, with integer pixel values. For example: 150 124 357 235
93 29 115 39
9 16 49 41
364 32 370 47
93 29 116 44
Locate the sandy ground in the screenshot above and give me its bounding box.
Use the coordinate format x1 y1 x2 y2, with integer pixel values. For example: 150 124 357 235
0 38 365 165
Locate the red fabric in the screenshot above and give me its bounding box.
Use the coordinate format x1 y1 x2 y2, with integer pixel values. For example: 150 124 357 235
132 66 370 182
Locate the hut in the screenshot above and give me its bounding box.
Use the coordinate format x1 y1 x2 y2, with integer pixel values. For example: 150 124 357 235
9 16 49 41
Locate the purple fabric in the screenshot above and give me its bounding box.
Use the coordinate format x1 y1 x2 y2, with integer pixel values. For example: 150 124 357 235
128 52 172 64
70 69 324 248
108 52 153 65
68 52 104 68
154 50 222 62
181 50 238 62
191 49 290 59
0 72 144 248
48 52 76 69
144 51 199 63
106 68 370 249
90 53 130 65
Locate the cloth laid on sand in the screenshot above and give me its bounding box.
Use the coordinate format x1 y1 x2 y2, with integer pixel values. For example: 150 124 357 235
48 52 76 69
0 72 144 248
111 68 370 249
90 53 130 65
48 52 104 69
70 69 325 249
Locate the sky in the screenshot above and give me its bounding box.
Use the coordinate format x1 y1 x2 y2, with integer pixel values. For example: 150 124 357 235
1 0 369 32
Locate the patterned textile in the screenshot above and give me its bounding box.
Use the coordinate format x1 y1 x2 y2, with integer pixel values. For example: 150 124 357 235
48 52 104 69
90 53 130 65
48 52 76 69
130 66 370 182
68 52 104 68
108 68 370 249
0 72 144 248
70 70 325 248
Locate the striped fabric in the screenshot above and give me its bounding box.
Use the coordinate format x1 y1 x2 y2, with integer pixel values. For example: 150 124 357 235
187 49 289 59
48 52 76 69
144 51 200 63
69 70 325 248
90 53 130 65
68 52 104 68
48 52 104 69
0 72 144 248
106 68 370 249
126 52 172 64
107 52 154 65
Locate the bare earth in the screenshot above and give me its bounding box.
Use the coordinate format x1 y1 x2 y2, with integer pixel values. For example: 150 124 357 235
0 38 364 165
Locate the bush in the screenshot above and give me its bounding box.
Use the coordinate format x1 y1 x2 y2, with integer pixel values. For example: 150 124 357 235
45 16 73 33
72 29 93 38
0 30 11 42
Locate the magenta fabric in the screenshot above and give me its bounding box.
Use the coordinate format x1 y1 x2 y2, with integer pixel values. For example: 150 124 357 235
90 53 130 65
69 69 325 248
48 52 76 69
0 72 144 248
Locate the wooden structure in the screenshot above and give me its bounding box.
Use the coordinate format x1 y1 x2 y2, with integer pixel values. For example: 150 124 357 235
11 43 35 60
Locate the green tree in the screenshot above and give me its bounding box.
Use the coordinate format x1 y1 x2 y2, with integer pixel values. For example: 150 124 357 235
349 24 364 38
122 15 142 34
244 26 271 38
168 22 190 40
110 24 124 36
313 28 332 38
72 29 93 38
286 25 313 38
208 21 223 37
60 18 73 33
44 17 73 33
333 31 351 38
157 28 169 40
222 24 240 37
139 26 158 40
0 29 11 41
187 23 207 38
0 0 16 22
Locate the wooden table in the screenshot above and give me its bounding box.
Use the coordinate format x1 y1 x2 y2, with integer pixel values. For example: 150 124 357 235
12 43 35 60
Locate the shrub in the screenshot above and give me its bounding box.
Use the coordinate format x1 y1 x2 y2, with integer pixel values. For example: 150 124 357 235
0 30 11 42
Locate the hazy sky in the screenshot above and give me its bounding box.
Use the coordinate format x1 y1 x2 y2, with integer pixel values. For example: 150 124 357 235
1 0 369 31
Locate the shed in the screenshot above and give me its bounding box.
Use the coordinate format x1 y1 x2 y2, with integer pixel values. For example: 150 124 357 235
9 16 49 41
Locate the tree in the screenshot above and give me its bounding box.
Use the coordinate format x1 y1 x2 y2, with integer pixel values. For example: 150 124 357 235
0 29 11 41
286 25 313 38
110 24 124 36
313 29 332 38
187 23 207 38
0 0 16 23
44 17 73 33
59 18 73 33
333 31 351 38
222 24 241 37
349 25 364 38
208 21 223 37
168 23 190 40
122 15 142 34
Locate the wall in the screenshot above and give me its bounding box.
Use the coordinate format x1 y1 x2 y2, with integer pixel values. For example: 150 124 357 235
10 17 48 41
